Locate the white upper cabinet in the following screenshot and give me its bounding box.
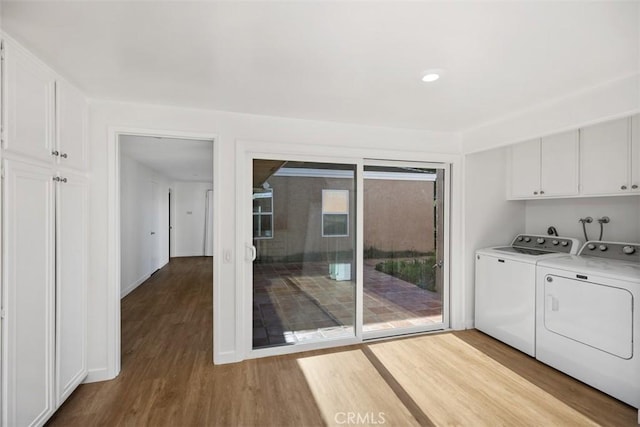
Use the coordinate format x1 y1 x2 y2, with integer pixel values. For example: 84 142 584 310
3 40 56 162
56 79 88 170
632 114 640 194
580 117 630 196
540 130 579 197
508 131 578 199
509 139 541 198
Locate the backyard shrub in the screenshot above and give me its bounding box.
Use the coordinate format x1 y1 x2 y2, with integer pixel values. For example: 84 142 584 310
375 257 437 292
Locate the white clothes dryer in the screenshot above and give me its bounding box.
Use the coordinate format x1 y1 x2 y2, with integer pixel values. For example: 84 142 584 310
536 241 640 420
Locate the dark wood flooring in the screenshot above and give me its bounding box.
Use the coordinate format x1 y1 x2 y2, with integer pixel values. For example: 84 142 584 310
46 257 637 426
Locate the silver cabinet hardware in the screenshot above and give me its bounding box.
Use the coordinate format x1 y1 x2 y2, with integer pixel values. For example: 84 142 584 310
633 184 638 190
60 178 67 183
533 191 538 195
621 185 627 190
51 150 59 156
52 176 61 182
60 153 68 159
540 190 545 194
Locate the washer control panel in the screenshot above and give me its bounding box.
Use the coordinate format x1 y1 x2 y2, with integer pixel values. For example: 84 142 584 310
511 234 580 254
579 241 640 263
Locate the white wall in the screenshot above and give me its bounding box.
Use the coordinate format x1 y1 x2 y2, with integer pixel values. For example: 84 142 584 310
87 99 461 381
463 147 526 328
462 73 640 154
171 181 213 257
120 153 170 297
525 196 640 243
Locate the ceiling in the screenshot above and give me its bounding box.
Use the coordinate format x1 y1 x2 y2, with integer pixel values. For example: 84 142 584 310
1 1 638 132
120 136 213 182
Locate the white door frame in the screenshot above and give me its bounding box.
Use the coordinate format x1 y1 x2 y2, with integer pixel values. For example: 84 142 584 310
106 127 218 379
236 140 460 360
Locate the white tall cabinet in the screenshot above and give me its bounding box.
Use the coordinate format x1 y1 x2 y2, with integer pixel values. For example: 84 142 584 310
1 37 88 427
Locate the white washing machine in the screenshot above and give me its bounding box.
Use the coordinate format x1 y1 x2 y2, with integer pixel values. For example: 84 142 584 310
536 241 640 420
475 234 581 356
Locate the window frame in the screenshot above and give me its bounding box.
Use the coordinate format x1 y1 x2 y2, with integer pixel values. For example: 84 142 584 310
321 189 350 238
252 188 274 240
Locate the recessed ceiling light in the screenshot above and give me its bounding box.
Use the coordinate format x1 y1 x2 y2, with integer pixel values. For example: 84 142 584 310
422 73 440 82
421 69 444 83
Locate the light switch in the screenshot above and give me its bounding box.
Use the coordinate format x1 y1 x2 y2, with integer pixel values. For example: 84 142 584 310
223 250 232 263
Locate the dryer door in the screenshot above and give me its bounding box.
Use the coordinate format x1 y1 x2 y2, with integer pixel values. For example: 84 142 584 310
543 274 633 359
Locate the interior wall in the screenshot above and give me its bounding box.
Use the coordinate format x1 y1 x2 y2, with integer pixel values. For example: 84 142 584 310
88 99 461 380
171 181 214 257
119 153 170 297
525 196 640 243
463 147 526 328
461 73 639 153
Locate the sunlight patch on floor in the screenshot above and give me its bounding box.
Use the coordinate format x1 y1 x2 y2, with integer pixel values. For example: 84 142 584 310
369 334 599 427
297 350 419 427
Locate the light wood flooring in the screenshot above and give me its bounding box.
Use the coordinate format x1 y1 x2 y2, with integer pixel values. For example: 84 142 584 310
47 257 637 426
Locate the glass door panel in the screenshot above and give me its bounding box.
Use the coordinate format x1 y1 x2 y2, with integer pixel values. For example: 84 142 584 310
252 160 357 349
362 164 447 335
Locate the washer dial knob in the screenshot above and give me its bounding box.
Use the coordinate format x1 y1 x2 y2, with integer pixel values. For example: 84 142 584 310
524 237 531 242
536 238 545 244
517 236 524 242
587 243 596 250
552 240 559 245
623 246 636 255
561 241 569 247
599 244 608 251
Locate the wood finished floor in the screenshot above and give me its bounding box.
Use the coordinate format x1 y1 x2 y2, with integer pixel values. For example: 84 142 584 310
47 257 636 426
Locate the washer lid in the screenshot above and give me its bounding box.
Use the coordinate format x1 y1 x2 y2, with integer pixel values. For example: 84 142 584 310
538 255 640 283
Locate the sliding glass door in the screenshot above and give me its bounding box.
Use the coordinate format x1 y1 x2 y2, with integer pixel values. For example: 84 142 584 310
251 160 357 349
362 163 447 338
249 156 449 352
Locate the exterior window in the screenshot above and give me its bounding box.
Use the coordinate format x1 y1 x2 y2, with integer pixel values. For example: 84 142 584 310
322 189 349 237
253 188 273 239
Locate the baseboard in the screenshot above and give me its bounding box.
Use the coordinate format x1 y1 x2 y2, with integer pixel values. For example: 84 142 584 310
214 350 242 365
120 273 150 299
84 367 117 383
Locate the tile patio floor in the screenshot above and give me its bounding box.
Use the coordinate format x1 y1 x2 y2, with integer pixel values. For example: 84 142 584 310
253 260 443 348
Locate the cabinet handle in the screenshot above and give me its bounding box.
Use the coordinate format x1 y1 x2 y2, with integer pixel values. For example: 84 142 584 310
61 177 67 183
540 190 545 195
52 176 61 182
51 150 59 156
60 153 68 159
533 191 538 195
633 184 638 190
621 185 627 190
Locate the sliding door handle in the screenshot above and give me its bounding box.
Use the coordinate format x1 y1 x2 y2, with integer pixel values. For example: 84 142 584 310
247 244 257 261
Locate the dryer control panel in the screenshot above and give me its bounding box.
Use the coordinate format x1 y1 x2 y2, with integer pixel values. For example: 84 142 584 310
511 234 581 254
579 241 640 263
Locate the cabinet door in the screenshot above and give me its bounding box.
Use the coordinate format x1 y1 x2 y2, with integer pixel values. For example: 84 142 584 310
580 118 630 195
4 41 55 162
632 114 640 193
540 130 579 197
55 172 88 405
56 80 88 171
509 139 541 198
2 160 55 427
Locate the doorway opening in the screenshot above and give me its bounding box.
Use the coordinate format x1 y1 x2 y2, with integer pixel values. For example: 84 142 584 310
114 131 216 376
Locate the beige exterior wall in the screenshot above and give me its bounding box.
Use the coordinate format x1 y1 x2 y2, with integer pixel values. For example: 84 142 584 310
254 176 435 262
364 179 435 254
